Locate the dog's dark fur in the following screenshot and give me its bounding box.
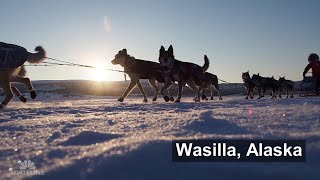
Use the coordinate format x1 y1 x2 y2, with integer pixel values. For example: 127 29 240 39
278 76 294 98
200 72 222 100
242 71 255 99
158 45 209 102
252 73 280 99
111 49 173 102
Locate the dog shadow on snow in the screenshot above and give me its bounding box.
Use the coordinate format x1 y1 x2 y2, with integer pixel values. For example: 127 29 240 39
185 110 249 135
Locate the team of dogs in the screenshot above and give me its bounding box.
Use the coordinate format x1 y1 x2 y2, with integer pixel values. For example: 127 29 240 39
242 71 295 99
0 44 295 108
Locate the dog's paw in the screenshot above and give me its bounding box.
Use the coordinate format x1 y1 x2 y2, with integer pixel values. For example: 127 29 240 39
219 97 223 100
250 96 254 99
143 99 148 103
174 99 180 103
210 97 214 100
152 97 157 101
30 91 37 99
19 96 27 103
194 99 200 102
290 95 294 98
201 94 207 100
118 97 124 102
245 97 248 99
169 97 175 102
164 96 170 102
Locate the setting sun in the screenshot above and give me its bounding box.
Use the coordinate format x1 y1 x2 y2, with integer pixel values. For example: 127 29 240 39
91 66 107 81
89 60 123 82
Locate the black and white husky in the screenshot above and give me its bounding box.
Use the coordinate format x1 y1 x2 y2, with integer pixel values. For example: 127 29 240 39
158 45 209 102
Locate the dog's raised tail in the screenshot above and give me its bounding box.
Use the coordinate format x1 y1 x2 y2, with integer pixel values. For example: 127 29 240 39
202 55 209 72
27 46 46 63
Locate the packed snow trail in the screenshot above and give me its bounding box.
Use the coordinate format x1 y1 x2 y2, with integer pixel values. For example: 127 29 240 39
0 94 319 180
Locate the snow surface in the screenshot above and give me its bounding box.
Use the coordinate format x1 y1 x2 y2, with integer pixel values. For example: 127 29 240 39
1 81 320 180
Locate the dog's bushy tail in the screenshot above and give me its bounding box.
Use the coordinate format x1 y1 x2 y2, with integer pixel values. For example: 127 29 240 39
27 46 46 63
202 55 210 72
18 65 27 77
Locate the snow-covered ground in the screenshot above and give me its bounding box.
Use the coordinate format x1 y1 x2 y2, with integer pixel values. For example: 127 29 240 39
1 81 320 180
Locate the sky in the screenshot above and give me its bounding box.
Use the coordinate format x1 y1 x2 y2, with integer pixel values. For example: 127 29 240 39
1 0 319 82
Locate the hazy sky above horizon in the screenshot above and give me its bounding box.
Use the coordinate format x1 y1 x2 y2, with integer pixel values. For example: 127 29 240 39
1 0 319 82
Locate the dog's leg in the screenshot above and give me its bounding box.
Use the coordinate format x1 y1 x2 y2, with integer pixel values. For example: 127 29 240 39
136 80 148 102
271 89 275 99
119 80 137 102
250 87 254 99
199 87 207 100
250 90 254 99
167 89 174 102
208 85 214 100
199 86 207 100
245 86 249 99
160 78 172 102
148 78 159 101
257 89 262 99
262 87 266 98
187 81 200 102
278 87 282 98
10 76 37 99
290 87 294 98
175 81 183 103
0 81 14 108
213 83 222 100
11 85 27 103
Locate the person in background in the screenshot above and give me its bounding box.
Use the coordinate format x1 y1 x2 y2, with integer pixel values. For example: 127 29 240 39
303 53 320 95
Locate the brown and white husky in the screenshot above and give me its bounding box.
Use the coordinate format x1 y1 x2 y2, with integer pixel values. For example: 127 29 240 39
111 49 174 102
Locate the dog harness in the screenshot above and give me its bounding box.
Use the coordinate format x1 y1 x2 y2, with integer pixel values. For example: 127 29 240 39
0 42 28 69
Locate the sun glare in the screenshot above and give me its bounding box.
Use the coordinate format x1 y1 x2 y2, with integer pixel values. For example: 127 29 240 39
89 57 122 82
91 66 107 81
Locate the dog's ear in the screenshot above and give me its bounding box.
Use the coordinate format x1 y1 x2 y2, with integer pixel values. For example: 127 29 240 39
122 49 127 54
168 45 173 54
257 73 260 76
160 46 165 54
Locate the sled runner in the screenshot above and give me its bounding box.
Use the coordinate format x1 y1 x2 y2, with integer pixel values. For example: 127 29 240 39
298 76 316 97
0 42 29 68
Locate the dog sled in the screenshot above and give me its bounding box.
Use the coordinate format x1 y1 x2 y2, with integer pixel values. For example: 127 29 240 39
298 76 316 97
0 42 29 68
